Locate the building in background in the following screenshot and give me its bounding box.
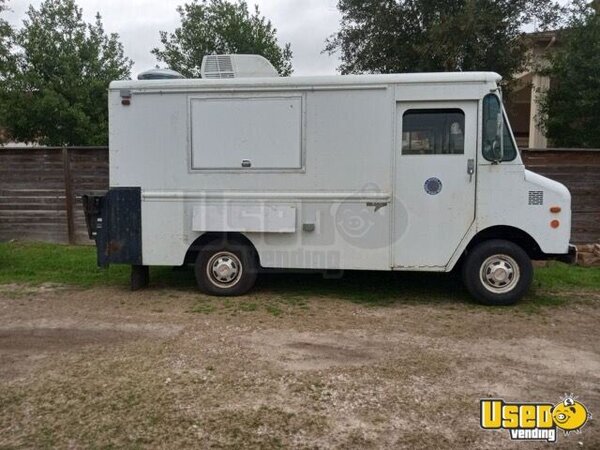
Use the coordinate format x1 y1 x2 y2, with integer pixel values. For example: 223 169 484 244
507 0 600 149
505 31 559 149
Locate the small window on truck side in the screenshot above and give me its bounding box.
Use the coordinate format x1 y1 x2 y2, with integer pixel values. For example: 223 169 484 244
402 109 465 155
482 94 518 162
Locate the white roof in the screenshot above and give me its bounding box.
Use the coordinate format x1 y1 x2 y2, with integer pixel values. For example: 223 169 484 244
110 72 501 91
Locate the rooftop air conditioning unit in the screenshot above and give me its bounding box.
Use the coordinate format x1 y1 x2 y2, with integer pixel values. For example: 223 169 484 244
200 54 279 79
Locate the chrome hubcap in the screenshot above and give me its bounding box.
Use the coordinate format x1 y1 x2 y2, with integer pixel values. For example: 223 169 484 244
207 252 242 288
479 254 520 294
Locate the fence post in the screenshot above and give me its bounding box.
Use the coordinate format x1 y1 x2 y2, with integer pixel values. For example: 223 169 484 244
62 146 75 245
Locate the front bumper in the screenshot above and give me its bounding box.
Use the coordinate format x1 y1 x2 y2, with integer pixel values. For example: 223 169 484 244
552 244 577 265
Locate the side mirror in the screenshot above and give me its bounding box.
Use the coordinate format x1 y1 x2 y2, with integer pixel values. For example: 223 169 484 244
491 139 502 162
484 119 497 139
494 112 504 163
484 118 503 163
483 94 505 163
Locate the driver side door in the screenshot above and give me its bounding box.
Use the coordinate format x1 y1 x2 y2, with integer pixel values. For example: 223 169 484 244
393 101 478 268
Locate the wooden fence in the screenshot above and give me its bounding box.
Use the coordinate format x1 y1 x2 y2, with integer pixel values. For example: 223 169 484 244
521 149 600 244
0 146 598 245
0 147 108 245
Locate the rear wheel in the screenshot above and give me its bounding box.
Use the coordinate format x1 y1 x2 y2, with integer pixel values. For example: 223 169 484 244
194 241 257 296
462 239 533 306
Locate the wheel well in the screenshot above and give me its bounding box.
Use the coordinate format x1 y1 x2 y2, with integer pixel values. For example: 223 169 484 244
183 232 258 265
464 226 543 260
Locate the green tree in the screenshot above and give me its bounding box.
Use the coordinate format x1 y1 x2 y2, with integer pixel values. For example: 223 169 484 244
325 0 563 81
539 1 600 148
152 0 293 77
0 0 13 144
0 0 14 78
1 0 132 146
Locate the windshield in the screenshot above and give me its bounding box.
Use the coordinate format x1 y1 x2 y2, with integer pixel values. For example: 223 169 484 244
482 94 517 162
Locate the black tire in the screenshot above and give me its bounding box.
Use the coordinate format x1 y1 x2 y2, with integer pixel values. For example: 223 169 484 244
462 239 533 306
194 240 257 296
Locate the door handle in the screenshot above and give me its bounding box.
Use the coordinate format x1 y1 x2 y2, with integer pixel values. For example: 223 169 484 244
467 159 475 182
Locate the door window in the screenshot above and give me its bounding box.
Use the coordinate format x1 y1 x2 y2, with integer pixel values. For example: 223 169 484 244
402 109 465 155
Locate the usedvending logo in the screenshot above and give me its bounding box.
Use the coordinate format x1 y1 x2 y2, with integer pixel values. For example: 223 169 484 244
480 395 591 443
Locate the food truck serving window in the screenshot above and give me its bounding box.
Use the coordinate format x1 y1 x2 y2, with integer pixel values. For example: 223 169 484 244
402 109 465 155
190 96 303 170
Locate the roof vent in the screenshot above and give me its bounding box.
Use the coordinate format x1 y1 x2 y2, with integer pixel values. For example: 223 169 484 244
137 68 185 80
200 54 279 79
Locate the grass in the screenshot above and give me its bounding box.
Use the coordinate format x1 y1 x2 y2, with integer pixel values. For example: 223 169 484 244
0 241 129 287
532 261 600 291
0 241 193 289
0 241 598 311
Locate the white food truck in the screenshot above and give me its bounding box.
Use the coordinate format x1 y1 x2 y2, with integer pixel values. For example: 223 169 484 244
83 55 575 305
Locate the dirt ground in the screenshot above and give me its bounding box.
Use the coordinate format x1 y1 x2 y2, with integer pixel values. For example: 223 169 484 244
0 276 599 449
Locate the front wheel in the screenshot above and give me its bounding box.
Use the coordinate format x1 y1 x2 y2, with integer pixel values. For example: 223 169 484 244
194 241 258 296
462 240 533 306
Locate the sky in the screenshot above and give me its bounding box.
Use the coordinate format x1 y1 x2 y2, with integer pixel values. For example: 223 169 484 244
5 0 575 78
5 0 343 77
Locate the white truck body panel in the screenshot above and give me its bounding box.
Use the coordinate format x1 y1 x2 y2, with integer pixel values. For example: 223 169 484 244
192 203 297 233
108 72 571 271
